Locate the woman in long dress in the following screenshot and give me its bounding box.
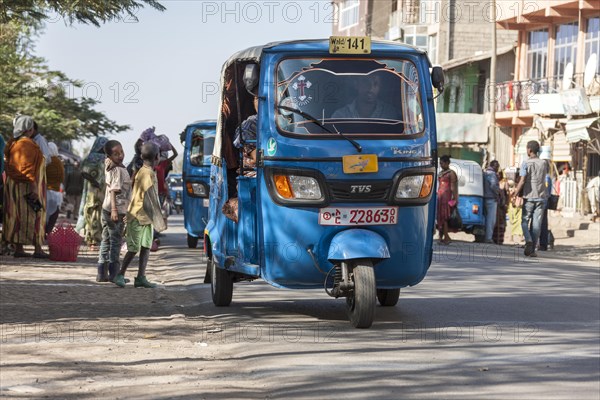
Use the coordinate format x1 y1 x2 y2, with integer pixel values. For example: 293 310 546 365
76 137 108 247
3 115 48 258
437 155 459 245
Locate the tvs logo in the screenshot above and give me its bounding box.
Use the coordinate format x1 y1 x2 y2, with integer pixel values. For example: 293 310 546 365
350 185 372 194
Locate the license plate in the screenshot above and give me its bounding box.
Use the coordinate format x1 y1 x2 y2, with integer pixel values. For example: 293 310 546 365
329 36 371 54
343 154 378 174
319 207 398 226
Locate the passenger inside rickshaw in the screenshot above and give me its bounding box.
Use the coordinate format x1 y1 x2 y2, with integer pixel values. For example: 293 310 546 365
276 58 424 136
220 64 259 223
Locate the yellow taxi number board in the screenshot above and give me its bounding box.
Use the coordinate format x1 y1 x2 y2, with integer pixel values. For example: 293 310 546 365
329 36 371 54
343 154 378 174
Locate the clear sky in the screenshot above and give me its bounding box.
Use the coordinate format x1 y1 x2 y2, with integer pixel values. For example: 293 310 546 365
35 0 333 159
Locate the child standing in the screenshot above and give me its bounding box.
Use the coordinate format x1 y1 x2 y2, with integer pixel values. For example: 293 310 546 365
113 142 165 288
96 140 131 282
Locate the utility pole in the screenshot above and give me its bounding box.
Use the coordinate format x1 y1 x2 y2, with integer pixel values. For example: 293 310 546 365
489 0 497 163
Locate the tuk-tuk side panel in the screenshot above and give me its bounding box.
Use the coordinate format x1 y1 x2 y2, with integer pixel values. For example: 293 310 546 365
206 162 238 267
237 176 258 264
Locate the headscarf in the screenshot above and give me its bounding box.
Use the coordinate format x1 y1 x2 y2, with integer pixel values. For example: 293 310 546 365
13 115 34 138
48 142 59 157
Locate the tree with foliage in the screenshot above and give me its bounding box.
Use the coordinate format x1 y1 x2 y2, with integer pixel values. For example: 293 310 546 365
0 1 165 142
0 0 165 26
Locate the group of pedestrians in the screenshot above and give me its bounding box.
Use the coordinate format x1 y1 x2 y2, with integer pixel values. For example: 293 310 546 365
436 140 554 257
1 116 176 289
95 138 166 288
93 128 175 288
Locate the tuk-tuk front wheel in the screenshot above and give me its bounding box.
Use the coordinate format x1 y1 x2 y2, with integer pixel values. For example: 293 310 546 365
210 255 233 306
377 288 400 306
346 260 376 329
187 234 199 249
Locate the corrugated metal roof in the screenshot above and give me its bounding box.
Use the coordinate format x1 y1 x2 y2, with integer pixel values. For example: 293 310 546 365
565 117 599 143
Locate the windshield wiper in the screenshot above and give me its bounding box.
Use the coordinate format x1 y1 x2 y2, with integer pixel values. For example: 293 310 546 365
277 105 362 153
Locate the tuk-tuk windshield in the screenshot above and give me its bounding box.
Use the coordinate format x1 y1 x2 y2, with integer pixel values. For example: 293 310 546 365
190 128 215 166
276 58 424 136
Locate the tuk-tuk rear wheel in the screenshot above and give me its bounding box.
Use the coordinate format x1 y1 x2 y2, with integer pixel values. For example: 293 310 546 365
376 288 400 306
210 255 233 306
346 260 376 329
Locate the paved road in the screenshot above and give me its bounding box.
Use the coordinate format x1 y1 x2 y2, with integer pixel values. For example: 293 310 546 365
1 216 598 399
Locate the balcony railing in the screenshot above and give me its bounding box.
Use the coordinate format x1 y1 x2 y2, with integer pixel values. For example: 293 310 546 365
495 73 600 112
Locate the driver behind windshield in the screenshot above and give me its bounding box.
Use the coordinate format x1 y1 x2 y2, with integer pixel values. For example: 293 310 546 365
332 74 400 120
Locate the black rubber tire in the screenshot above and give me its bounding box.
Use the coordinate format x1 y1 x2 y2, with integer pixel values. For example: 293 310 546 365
210 255 233 306
376 288 400 306
187 234 199 249
346 260 376 329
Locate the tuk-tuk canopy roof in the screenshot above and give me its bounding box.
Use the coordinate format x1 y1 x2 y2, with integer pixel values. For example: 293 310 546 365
449 159 484 197
220 39 428 71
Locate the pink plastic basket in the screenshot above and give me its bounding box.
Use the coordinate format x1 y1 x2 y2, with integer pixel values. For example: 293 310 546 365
47 222 83 262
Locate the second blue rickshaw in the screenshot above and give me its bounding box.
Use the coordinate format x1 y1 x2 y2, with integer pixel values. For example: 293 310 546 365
180 120 216 248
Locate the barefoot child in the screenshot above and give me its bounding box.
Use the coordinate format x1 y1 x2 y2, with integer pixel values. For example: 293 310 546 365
113 142 165 288
96 140 131 282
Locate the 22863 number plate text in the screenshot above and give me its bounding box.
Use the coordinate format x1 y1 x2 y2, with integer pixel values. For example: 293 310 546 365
318 207 398 226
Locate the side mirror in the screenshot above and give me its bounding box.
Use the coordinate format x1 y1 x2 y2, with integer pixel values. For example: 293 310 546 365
244 64 259 94
431 66 445 93
179 130 186 144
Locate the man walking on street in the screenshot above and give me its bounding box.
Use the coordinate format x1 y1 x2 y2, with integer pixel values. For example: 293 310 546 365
483 160 500 244
513 140 549 257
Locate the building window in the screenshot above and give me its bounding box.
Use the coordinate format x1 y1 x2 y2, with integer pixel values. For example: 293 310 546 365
428 34 437 64
339 0 359 30
404 25 428 52
527 29 548 80
585 17 600 74
554 22 579 79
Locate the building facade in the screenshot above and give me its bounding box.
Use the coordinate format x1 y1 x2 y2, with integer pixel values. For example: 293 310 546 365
496 0 599 212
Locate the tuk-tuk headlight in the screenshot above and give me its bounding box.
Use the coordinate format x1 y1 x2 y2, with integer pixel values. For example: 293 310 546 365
395 174 433 199
274 175 322 200
187 182 208 198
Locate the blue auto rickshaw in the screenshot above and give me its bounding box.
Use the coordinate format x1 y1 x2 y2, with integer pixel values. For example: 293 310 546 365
204 38 444 328
180 120 216 248
447 159 486 241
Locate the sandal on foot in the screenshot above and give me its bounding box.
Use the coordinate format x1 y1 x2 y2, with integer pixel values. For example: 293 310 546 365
32 252 49 259
14 252 31 258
